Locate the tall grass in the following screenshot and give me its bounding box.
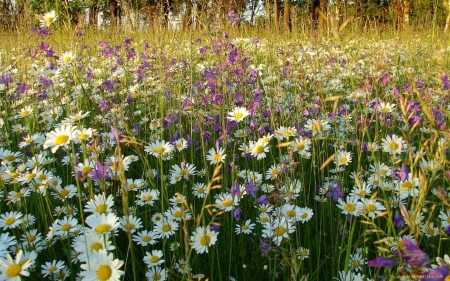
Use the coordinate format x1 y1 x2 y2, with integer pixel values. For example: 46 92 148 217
0 24 449 281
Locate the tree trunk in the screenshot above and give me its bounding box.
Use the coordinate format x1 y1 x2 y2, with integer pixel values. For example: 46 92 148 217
265 0 272 27
274 0 279 32
89 1 99 27
182 1 192 31
402 0 410 26
284 0 291 32
110 0 118 26
445 0 450 33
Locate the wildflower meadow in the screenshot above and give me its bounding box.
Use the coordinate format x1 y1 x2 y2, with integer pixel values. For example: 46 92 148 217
0 12 450 281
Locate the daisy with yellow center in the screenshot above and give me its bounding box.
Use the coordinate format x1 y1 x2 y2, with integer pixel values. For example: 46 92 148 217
0 250 32 280
206 147 227 165
190 226 219 254
84 193 114 214
0 211 23 230
227 106 250 123
381 134 405 155
43 124 79 153
59 51 75 65
262 217 295 246
215 192 238 212
146 267 166 281
296 247 310 260
132 230 158 246
337 196 363 217
80 250 124 281
143 250 164 267
39 10 57 27
85 213 120 236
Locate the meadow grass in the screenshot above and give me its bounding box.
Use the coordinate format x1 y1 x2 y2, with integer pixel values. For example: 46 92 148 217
0 24 449 281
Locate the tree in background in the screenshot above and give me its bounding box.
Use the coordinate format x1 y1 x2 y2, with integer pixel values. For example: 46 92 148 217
0 0 449 33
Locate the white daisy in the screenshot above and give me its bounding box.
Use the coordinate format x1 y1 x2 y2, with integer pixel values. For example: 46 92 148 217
79 249 124 281
190 226 219 254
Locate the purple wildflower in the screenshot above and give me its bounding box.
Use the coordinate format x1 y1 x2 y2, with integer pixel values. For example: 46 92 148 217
368 257 396 268
98 100 109 112
234 208 241 221
89 162 110 180
400 237 430 267
394 166 409 182
256 195 268 205
394 212 404 228
244 180 259 198
422 267 449 281
325 184 344 203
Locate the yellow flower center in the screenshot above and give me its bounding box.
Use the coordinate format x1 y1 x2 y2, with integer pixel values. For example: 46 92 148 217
54 135 69 145
14 192 24 199
222 199 233 207
162 224 171 232
344 203 355 213
213 154 222 162
142 236 151 242
273 226 287 236
123 223 135 231
401 181 412 190
234 112 243 119
128 183 137 190
300 250 307 256
59 189 70 198
95 204 108 213
154 147 164 153
96 265 112 281
78 133 89 140
340 157 347 164
254 145 264 154
4 217 15 225
301 213 309 219
27 235 36 242
95 224 111 234
48 266 57 272
286 210 296 218
145 195 153 201
296 144 305 151
21 111 30 117
261 217 269 223
353 260 361 267
199 234 211 246
152 273 162 280
179 169 188 176
63 56 72 64
242 225 249 230
56 271 66 279
173 210 183 218
61 223 72 232
312 123 322 131
365 204 377 213
45 17 54 25
150 256 160 263
197 188 204 194
389 142 398 150
5 155 16 161
91 242 103 252
6 264 21 277
81 166 93 174
427 228 435 235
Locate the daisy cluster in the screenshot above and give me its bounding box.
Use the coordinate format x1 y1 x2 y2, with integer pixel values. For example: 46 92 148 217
0 24 449 280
